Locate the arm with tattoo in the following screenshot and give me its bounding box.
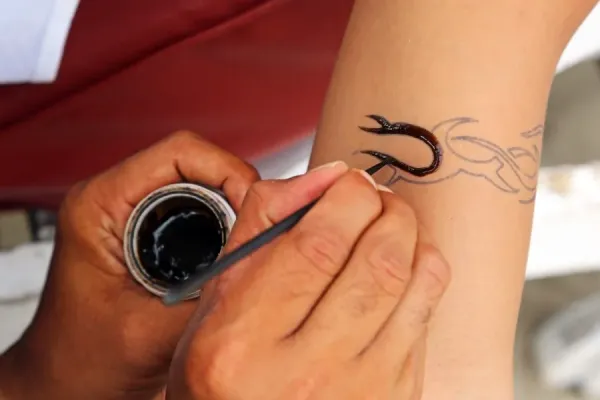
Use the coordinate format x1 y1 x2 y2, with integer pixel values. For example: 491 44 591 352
358 115 542 204
308 1 598 399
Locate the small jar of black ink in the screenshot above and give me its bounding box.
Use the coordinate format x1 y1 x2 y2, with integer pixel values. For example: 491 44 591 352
123 183 236 299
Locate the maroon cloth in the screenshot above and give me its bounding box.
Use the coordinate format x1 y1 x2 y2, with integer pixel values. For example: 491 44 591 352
0 0 352 209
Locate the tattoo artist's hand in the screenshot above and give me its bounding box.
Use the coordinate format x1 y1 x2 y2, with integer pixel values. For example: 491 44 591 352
0 132 259 400
167 165 451 400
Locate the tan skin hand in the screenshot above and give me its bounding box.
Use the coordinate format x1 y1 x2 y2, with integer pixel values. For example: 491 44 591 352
167 166 452 400
0 132 259 400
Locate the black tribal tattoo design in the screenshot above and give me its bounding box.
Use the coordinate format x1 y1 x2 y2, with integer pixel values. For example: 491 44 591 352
358 115 543 204
359 115 443 177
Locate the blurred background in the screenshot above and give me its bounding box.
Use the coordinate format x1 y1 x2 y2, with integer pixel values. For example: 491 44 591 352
1 1 600 398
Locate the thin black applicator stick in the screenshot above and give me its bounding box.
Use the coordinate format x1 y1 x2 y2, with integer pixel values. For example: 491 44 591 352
163 161 390 306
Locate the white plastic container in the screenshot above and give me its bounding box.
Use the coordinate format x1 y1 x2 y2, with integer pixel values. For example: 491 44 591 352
123 183 236 299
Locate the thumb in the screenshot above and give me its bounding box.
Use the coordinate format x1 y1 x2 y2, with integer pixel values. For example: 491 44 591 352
224 161 349 252
170 161 349 369
203 161 348 292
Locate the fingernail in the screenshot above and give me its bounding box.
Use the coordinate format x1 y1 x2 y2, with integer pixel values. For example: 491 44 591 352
309 161 347 173
377 184 394 193
354 169 378 189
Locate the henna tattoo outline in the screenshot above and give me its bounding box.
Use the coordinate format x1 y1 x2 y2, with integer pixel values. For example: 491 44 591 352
358 115 543 204
359 115 443 177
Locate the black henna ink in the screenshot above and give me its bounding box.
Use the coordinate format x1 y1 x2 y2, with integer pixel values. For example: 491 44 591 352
357 116 543 204
359 115 443 177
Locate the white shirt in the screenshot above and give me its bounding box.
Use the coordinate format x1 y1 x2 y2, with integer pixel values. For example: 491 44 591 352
0 0 80 84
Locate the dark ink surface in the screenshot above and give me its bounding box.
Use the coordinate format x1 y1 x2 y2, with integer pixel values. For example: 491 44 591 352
359 115 443 177
137 197 224 285
358 115 543 204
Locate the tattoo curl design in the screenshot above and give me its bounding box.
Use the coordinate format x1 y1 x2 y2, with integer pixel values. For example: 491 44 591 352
358 115 543 204
359 115 443 177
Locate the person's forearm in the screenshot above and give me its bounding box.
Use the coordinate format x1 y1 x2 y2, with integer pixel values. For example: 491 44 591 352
0 345 30 399
0 336 72 399
0 327 164 400
309 1 598 399
0 292 165 400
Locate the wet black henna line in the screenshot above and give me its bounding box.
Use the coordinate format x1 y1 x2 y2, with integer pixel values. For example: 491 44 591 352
356 115 543 204
359 115 443 177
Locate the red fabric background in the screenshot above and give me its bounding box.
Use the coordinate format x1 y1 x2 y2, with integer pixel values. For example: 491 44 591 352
0 0 353 208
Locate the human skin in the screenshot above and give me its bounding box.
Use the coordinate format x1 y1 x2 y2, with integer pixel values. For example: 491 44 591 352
0 132 450 400
0 138 451 399
0 132 259 400
308 1 599 399
167 165 451 400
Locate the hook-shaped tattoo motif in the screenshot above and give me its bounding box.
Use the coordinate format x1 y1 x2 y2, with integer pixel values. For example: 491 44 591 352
359 115 443 177
357 115 543 204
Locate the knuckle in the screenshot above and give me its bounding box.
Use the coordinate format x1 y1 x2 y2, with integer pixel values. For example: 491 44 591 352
327 171 381 213
365 242 412 297
361 209 417 297
292 367 333 396
60 181 85 209
64 180 88 200
239 161 261 183
244 180 277 207
345 172 381 206
186 334 247 399
418 244 451 301
413 303 435 326
402 299 435 330
277 278 323 304
58 181 91 224
383 195 418 231
344 280 384 317
165 131 204 154
293 229 349 279
169 130 199 145
316 171 382 224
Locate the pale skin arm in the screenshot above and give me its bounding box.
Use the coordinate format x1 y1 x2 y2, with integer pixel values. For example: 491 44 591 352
309 1 599 399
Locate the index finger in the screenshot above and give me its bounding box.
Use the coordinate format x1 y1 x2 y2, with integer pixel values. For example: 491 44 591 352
235 170 384 338
364 235 451 372
101 131 258 209
88 131 259 231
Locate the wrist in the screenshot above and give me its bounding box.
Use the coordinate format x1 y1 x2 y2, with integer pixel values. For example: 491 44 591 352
0 297 118 399
0 341 43 399
0 329 86 400
1 334 164 400
0 347 19 399
9 257 170 400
